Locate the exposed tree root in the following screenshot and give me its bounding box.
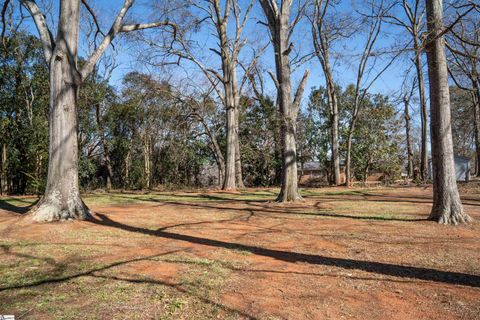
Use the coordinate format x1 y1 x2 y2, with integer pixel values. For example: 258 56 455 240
276 191 303 203
28 193 92 222
429 206 472 225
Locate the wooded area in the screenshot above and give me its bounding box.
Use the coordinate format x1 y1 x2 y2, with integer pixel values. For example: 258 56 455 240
1 1 480 318
0 0 478 224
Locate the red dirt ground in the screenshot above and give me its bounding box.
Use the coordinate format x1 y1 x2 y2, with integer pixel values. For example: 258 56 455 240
0 186 479 319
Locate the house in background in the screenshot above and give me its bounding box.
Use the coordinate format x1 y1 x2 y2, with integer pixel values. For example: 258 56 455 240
298 160 346 185
428 155 471 182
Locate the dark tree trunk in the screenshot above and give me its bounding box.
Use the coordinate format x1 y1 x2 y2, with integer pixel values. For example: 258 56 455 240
31 0 91 221
143 133 151 189
425 0 470 224
1 144 7 195
472 84 480 176
96 105 112 190
345 131 353 187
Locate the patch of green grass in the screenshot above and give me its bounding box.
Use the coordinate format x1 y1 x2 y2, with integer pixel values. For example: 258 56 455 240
81 189 281 206
296 200 421 221
0 240 109 290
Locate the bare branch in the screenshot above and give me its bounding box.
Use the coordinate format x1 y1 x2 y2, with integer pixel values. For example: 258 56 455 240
293 69 310 110
20 0 54 63
80 0 176 81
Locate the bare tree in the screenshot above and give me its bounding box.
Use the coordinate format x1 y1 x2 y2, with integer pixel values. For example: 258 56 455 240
385 0 429 181
344 0 399 186
425 0 470 224
259 0 310 202
9 0 175 221
170 83 226 186
150 0 254 191
446 14 480 175
310 0 349 185
401 76 417 179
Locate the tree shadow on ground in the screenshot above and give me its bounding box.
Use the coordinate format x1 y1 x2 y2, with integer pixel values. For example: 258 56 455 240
0 248 259 319
88 213 480 288
106 194 428 222
0 198 38 214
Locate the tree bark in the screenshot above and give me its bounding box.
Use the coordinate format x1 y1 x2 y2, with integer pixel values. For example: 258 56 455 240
234 105 245 189
472 84 480 176
22 0 172 221
30 0 91 222
1 144 7 195
425 0 470 224
143 132 151 189
345 131 354 187
96 105 112 190
413 39 429 182
329 84 341 185
223 102 237 190
404 98 414 178
311 0 341 185
259 0 309 202
231 60 244 189
124 141 132 188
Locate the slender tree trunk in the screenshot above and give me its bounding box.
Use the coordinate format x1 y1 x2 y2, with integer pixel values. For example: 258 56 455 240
124 142 132 188
35 153 43 194
345 131 353 187
404 98 414 178
30 0 90 221
329 86 341 185
472 84 480 176
312 2 341 186
413 39 429 182
1 144 7 195
234 106 245 189
425 0 470 224
143 133 151 189
104 146 113 190
96 105 112 190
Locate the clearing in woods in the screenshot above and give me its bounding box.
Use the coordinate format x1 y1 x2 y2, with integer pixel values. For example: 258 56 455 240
0 186 479 319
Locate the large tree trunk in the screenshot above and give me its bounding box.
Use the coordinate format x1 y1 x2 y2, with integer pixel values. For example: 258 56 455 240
234 106 245 189
234 130 244 188
275 35 301 201
275 46 301 201
259 0 306 202
232 67 245 189
30 0 90 222
223 100 237 190
277 113 301 201
425 0 470 224
330 87 341 185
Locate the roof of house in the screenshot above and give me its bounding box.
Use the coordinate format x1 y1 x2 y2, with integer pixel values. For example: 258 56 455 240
300 161 322 171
